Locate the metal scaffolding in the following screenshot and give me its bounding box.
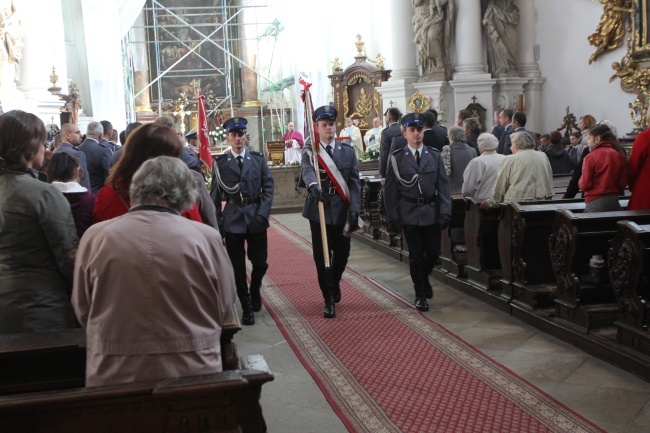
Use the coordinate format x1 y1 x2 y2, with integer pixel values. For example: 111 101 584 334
123 0 295 144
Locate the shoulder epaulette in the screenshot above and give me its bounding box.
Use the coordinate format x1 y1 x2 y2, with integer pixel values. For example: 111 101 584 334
339 141 353 149
425 145 440 153
250 151 264 157
215 153 227 160
391 147 405 155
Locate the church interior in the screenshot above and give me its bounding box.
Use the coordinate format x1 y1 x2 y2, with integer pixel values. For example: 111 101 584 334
2 0 650 432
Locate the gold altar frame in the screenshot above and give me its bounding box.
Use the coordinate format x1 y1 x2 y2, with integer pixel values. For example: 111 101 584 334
633 0 650 57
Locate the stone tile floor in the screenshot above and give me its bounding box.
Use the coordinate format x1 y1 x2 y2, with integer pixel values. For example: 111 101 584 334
235 213 650 433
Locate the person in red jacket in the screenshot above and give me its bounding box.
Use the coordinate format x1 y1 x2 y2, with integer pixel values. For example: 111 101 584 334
93 123 202 223
628 115 650 211
578 123 627 213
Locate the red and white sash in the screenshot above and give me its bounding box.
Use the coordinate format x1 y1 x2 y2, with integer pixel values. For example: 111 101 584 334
307 143 352 208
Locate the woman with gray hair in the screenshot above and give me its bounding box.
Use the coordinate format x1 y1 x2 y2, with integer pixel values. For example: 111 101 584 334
462 133 505 201
72 156 236 387
0 110 78 335
480 131 553 209
442 125 477 192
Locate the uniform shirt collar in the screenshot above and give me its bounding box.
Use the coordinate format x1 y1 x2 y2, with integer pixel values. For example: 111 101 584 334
231 147 247 159
407 143 424 157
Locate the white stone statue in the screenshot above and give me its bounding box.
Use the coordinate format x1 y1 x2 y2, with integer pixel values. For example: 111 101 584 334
0 0 23 92
412 0 454 82
482 0 519 77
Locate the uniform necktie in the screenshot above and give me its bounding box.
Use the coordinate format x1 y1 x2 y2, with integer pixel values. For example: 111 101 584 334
326 145 333 159
237 155 243 171
415 149 421 166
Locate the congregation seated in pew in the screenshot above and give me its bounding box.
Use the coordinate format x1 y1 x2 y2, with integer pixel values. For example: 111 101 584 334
72 156 237 387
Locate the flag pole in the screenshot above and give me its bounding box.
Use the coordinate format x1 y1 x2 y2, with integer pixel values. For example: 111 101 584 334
302 81 330 269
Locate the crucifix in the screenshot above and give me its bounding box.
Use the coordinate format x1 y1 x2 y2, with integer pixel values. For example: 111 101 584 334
389 100 394 108
471 95 478 104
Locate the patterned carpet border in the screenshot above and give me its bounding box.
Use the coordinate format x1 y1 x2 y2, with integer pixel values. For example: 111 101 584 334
260 218 605 433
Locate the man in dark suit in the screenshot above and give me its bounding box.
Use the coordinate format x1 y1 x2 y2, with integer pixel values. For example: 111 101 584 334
428 109 449 148
422 110 446 152
379 107 402 177
504 111 537 156
99 120 118 154
301 106 361 319
54 123 92 191
79 121 111 194
491 109 505 140
389 128 407 155
497 109 514 154
383 113 452 312
210 117 274 326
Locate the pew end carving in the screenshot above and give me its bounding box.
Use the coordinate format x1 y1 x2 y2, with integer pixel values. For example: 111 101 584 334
608 221 650 355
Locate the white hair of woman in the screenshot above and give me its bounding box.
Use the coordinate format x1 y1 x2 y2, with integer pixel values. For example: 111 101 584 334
129 156 198 212
448 125 466 143
510 131 536 150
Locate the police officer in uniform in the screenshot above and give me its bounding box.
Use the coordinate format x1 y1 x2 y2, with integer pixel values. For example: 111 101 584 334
383 113 452 312
210 117 274 325
301 106 361 319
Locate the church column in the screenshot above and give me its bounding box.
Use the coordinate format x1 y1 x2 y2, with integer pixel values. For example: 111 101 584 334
448 0 494 127
453 0 488 78
377 0 418 119
387 0 418 83
516 0 543 133
516 0 541 78
11 0 64 120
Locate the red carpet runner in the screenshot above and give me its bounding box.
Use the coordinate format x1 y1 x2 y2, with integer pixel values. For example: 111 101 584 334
260 219 605 433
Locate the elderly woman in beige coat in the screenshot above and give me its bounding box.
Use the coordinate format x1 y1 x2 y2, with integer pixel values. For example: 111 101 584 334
480 131 553 209
72 156 236 387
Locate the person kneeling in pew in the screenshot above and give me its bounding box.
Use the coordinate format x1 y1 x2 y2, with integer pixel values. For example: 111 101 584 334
72 156 236 387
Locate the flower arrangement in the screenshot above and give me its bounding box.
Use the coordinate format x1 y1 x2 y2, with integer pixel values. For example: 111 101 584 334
362 144 380 161
209 125 227 144
268 160 301 168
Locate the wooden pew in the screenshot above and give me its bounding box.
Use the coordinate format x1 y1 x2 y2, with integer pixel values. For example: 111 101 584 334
464 197 502 293
439 193 467 277
549 210 650 333
360 175 383 240
0 305 242 395
608 221 650 355
0 361 273 433
498 199 589 311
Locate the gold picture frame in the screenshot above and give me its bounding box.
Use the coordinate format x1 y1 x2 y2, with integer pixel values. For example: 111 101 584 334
407 91 430 114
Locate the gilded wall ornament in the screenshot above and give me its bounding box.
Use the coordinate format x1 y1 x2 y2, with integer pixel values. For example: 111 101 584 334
407 91 430 113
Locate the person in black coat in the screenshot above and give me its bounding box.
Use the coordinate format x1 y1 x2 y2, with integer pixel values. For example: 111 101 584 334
545 131 573 175
379 107 402 177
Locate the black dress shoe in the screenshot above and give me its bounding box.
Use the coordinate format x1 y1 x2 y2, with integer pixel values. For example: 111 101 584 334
242 310 255 325
414 296 429 312
324 300 336 318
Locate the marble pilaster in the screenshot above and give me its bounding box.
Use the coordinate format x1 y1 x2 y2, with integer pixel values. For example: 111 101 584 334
523 78 545 133
412 81 454 128
516 0 541 78
387 0 418 84
453 0 490 80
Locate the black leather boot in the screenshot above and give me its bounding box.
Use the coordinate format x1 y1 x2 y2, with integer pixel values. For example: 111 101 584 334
241 297 255 325
249 281 262 312
324 297 336 318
